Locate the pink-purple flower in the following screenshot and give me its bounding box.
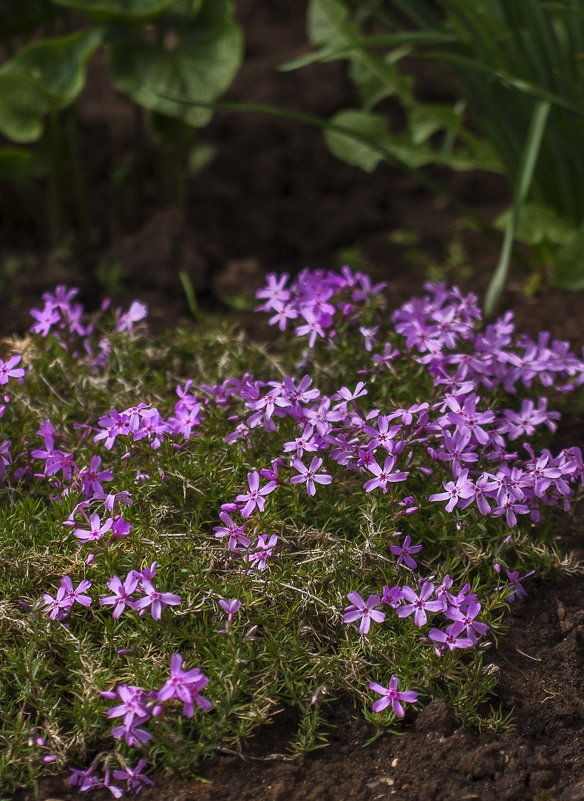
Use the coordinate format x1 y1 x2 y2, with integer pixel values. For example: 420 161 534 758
368 676 418 717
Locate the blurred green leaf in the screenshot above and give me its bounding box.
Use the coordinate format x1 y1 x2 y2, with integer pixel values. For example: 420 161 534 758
325 108 489 172
0 29 103 142
553 226 584 290
50 0 176 22
108 0 242 127
0 148 46 183
495 202 576 247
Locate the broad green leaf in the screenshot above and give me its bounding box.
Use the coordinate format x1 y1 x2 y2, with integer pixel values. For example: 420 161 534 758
0 28 103 124
325 109 484 173
0 147 46 183
494 202 576 247
553 225 584 290
50 0 176 22
308 0 355 48
108 0 242 128
325 110 390 172
0 73 50 142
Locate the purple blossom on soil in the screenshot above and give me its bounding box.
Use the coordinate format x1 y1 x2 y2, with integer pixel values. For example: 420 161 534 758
157 653 212 717
368 676 418 717
290 456 332 496
133 579 181 620
343 591 385 634
236 471 278 517
395 582 446 627
112 759 154 794
69 764 100 791
501 567 535 601
390 534 423 569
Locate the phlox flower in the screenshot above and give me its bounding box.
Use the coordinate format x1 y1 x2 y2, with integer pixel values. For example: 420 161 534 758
395 582 446 627
343 591 385 634
428 621 475 653
236 471 278 517
363 455 408 494
445 602 490 643
113 759 154 793
0 354 25 384
428 470 475 513
390 534 422 569
213 511 250 549
105 685 150 727
368 676 418 717
99 572 139 619
115 300 148 334
73 512 113 543
79 454 113 497
243 534 278 570
157 653 212 716
133 579 181 620
290 456 332 496
218 598 241 634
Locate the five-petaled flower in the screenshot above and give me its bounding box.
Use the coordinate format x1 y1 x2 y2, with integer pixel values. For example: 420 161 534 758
368 676 418 717
343 591 385 634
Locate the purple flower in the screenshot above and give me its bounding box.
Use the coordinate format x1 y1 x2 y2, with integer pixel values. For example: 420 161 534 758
133 579 181 620
395 582 446 627
502 567 535 601
235 471 277 517
43 585 73 621
73 512 113 543
79 455 113 497
429 621 475 652
290 456 332 496
218 598 242 634
60 576 92 608
429 470 475 513
116 299 148 334
0 354 25 384
213 511 250 549
368 676 418 717
445 602 489 643
363 455 409 494
113 759 154 793
105 684 150 727
243 533 278 570
99 572 139 619
157 653 212 717
389 535 422 569
343 591 385 634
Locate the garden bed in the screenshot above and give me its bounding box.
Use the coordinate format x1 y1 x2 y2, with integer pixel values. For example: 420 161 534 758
4 2 584 800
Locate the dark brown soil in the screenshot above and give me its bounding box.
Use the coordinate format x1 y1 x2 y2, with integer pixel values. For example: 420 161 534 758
6 2 584 800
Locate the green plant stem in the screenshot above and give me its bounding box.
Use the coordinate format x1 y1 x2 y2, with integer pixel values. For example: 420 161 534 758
484 100 551 316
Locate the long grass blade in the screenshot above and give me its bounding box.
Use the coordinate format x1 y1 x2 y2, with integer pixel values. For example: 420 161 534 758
484 100 551 315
